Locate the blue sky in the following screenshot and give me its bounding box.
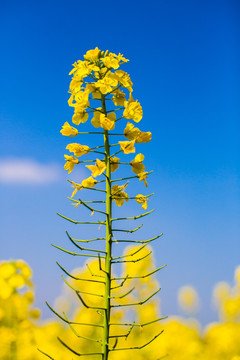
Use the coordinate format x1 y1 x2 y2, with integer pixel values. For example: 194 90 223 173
0 0 239 325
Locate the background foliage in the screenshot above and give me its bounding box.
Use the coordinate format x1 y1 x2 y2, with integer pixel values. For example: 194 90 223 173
1 257 240 359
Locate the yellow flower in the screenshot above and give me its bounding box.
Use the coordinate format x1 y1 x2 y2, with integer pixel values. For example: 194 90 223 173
69 60 98 82
112 88 126 106
64 155 79 174
100 113 116 131
0 262 15 280
224 297 240 320
124 122 140 140
68 90 89 110
123 94 143 123
124 122 151 143
86 159 106 177
69 77 83 94
135 130 152 143
94 66 108 79
135 194 149 210
72 108 88 125
102 52 128 70
178 286 199 314
119 140 135 154
60 122 78 137
71 183 82 197
15 260 32 279
213 282 231 307
66 143 90 157
69 60 91 77
91 108 102 128
8 274 25 288
86 83 101 99
83 47 101 62
115 70 133 92
28 309 41 320
116 53 129 64
130 153 145 174
71 177 97 197
138 171 148 187
111 184 129 207
95 73 118 94
75 90 90 107
102 53 120 69
23 290 34 304
0 278 13 299
82 177 98 188
110 157 119 173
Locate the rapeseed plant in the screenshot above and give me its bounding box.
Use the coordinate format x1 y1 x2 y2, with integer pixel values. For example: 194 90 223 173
41 48 166 359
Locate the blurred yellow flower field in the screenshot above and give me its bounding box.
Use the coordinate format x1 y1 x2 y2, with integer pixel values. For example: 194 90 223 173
1 253 240 359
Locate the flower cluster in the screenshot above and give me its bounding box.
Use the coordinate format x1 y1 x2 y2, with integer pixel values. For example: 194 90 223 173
60 47 151 209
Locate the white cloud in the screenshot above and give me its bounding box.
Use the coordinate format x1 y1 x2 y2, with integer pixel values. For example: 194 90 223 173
0 158 62 184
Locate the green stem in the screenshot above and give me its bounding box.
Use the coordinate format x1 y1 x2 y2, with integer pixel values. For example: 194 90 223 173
102 94 112 360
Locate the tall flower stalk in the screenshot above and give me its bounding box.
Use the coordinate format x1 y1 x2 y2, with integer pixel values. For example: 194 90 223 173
41 48 166 360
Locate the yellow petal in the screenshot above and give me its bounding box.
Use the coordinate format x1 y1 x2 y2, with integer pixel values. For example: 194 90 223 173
135 131 152 143
134 153 144 163
110 157 119 173
100 113 116 131
60 122 78 137
91 109 101 128
119 140 135 154
72 110 88 125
